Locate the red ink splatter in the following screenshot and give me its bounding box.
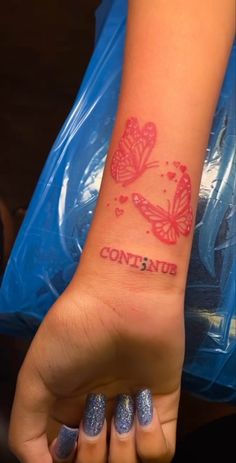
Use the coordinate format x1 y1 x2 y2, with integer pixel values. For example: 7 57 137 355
119 195 128 204
167 171 176 180
115 207 124 217
110 117 158 186
132 173 192 244
173 161 180 168
180 164 187 173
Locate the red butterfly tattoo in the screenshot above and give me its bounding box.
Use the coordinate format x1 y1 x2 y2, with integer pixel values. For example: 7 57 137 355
132 173 193 244
110 117 158 186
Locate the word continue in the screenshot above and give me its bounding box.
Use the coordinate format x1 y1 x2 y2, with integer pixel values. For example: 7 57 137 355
100 246 177 275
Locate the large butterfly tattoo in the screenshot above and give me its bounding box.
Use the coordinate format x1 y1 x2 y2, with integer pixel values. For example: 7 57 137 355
110 117 158 186
132 173 193 244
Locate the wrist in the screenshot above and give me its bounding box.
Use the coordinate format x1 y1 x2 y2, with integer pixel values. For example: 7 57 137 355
75 177 192 295
73 235 188 298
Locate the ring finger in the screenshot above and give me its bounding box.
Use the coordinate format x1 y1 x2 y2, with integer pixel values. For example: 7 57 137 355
135 389 175 462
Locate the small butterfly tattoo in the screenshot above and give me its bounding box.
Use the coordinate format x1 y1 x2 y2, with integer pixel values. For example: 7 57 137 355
110 117 158 186
132 173 193 244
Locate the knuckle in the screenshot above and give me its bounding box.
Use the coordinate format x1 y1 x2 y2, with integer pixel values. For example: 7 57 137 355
137 445 169 462
166 448 176 462
8 434 15 453
8 437 31 463
158 451 171 462
8 434 21 459
16 364 29 390
165 441 176 462
116 433 133 443
8 435 23 460
8 418 28 462
84 437 100 448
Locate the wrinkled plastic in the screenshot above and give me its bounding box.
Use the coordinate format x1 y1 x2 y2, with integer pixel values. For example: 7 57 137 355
0 0 235 402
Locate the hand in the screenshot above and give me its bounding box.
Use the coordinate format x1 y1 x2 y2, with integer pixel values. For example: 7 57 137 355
9 271 185 462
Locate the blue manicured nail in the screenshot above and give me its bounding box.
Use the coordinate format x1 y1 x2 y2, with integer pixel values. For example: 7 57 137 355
135 389 153 426
83 393 106 436
54 425 79 460
114 394 135 434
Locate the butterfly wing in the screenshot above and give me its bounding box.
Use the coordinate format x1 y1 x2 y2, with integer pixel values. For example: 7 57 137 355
110 118 140 184
132 193 178 244
110 149 137 185
131 122 157 169
171 173 192 236
111 118 157 186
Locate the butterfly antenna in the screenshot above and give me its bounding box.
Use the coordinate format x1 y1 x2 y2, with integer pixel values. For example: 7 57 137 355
146 161 159 168
167 199 171 213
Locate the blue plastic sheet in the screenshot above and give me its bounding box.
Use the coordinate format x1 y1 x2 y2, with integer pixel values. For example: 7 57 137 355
0 0 235 402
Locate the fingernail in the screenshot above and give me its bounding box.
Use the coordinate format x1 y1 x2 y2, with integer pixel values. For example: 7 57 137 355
114 394 135 434
83 393 106 436
54 425 79 460
135 389 153 426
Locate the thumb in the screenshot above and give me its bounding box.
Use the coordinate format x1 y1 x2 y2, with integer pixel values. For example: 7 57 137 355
9 366 54 463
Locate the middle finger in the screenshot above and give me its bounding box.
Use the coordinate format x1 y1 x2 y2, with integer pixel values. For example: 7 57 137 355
109 394 137 463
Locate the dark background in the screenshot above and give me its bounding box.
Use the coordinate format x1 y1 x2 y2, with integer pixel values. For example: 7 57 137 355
0 0 99 210
0 1 235 462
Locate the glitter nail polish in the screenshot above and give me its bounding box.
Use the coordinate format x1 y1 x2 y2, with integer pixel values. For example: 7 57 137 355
83 393 106 436
135 389 153 426
114 394 135 434
54 425 79 460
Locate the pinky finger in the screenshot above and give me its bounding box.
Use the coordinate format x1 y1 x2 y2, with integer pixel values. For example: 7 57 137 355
135 390 175 462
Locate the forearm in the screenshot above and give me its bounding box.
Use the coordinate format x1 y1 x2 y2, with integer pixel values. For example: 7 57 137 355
75 0 235 293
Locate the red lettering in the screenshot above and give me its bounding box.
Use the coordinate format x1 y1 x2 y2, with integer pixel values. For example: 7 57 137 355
146 259 159 272
130 254 143 268
169 264 177 275
118 250 133 265
99 246 177 276
109 248 119 261
100 246 110 258
161 262 170 273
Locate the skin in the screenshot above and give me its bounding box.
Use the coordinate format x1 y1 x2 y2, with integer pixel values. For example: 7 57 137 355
9 1 235 462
